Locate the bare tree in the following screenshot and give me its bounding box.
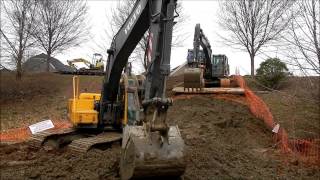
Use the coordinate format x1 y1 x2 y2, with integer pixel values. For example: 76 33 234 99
282 0 320 75
218 0 295 76
32 0 89 72
107 0 187 72
0 0 37 80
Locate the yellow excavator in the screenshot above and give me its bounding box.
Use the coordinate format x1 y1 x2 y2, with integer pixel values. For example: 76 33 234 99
65 53 105 75
31 0 185 179
70 0 186 178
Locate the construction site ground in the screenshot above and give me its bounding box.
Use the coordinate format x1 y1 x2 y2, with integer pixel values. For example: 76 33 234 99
0 72 319 179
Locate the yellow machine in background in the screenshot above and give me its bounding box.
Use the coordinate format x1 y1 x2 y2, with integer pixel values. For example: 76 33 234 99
66 53 105 76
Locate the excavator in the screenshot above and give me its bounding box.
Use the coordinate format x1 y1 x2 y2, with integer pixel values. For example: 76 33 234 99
30 0 185 179
173 23 244 94
62 53 105 75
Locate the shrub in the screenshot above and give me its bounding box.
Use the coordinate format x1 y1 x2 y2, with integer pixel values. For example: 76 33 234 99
256 58 289 89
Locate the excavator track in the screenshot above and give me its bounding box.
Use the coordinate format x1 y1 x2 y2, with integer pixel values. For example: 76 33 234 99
68 132 122 153
29 128 76 148
29 129 122 153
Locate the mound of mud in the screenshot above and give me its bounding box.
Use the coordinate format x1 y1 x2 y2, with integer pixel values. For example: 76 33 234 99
0 96 318 179
168 95 318 179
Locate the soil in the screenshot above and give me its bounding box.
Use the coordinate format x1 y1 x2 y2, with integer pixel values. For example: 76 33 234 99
0 143 120 180
0 73 319 179
1 95 319 179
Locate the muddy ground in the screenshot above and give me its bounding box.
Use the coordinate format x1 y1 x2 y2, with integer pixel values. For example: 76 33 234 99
1 95 319 179
1 73 319 179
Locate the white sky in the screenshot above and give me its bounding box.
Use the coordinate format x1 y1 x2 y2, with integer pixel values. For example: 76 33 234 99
55 0 270 75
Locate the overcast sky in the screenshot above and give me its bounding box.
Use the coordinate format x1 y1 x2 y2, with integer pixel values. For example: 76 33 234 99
55 0 276 75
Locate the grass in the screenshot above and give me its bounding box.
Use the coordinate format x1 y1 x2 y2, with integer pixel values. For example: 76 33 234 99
0 72 103 131
245 76 320 139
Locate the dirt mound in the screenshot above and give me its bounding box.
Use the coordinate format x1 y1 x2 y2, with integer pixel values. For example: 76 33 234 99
1 96 318 179
171 96 268 179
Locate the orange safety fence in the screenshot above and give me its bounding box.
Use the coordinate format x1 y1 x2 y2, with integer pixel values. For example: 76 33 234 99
234 75 319 165
0 120 72 143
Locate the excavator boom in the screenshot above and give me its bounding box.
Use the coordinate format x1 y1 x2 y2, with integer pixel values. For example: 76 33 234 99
32 1 185 179
99 0 185 179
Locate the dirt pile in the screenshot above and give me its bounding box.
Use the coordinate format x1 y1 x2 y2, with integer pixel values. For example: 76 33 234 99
169 95 319 179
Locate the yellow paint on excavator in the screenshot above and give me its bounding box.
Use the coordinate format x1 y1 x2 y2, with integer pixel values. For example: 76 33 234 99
67 76 129 128
68 95 100 127
68 76 100 127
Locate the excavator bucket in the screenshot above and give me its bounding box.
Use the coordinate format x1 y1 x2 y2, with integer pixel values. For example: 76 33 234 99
120 126 186 180
173 69 245 95
183 68 204 92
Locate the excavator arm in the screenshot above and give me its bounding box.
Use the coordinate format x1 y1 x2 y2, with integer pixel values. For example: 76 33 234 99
97 0 185 179
67 58 92 69
193 24 212 75
100 0 175 128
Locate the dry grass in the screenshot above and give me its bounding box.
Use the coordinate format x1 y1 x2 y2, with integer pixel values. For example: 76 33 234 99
0 72 103 131
245 76 320 139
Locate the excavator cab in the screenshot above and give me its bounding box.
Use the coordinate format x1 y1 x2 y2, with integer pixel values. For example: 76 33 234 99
212 54 230 78
92 53 104 70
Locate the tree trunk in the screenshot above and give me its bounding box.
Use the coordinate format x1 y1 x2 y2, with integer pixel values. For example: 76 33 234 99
250 54 255 76
16 57 22 80
16 50 23 80
46 52 51 72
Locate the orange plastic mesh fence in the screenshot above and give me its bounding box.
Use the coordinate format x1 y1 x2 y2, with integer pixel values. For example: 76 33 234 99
0 120 72 142
234 75 319 164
